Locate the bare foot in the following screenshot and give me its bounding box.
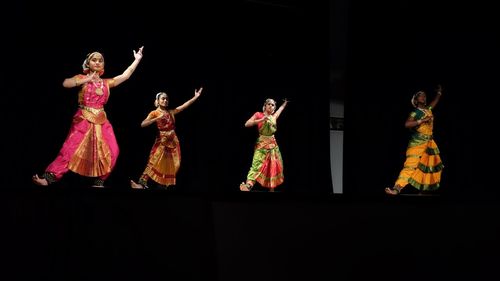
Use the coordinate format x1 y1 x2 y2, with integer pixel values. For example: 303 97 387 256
91 179 105 188
239 182 251 191
130 180 145 189
384 187 400 195
32 174 48 186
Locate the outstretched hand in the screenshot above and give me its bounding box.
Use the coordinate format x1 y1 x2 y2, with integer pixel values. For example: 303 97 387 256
133 46 144 60
435 84 443 94
195 87 203 98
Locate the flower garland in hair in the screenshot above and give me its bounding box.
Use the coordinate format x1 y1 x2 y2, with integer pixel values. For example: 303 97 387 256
411 91 425 108
82 51 105 76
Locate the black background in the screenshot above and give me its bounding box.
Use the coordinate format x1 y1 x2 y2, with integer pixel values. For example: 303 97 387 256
2 1 500 281
344 0 497 196
5 0 331 193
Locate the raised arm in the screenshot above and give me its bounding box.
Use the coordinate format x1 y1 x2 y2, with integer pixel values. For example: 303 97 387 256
113 46 144 87
428 84 443 109
174 87 203 113
272 99 289 120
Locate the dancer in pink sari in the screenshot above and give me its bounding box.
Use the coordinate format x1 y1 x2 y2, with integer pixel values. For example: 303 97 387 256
32 46 144 187
130 88 203 189
240 98 289 192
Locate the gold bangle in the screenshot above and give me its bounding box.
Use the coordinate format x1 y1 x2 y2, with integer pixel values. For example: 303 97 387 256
75 78 79 87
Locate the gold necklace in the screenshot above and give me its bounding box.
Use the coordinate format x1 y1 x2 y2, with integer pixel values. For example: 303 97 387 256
93 79 104 95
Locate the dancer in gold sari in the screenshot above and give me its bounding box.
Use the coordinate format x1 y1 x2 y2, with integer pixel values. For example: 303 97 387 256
130 88 203 189
385 85 444 195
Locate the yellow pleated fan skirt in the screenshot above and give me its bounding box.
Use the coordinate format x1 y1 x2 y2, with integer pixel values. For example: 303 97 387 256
395 139 443 191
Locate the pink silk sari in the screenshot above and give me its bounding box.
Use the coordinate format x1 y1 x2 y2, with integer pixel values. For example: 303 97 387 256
45 75 118 181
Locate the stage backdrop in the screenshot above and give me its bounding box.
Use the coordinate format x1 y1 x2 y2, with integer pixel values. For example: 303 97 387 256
5 1 333 193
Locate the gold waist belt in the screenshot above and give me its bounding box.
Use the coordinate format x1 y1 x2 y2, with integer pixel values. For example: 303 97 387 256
79 105 104 115
79 105 107 125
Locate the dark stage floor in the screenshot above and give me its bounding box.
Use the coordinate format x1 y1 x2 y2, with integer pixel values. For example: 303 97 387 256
2 185 499 281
